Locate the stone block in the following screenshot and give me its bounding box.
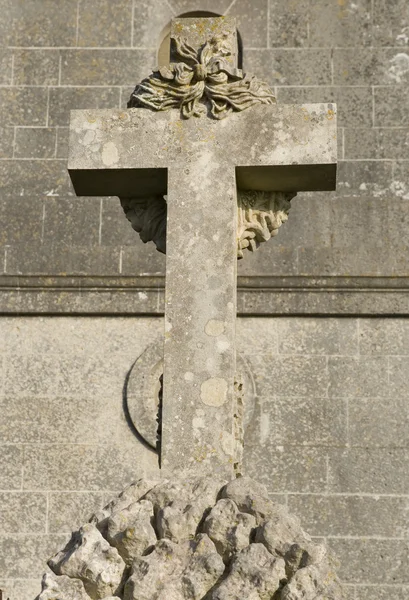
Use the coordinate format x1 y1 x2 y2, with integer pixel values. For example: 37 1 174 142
48 492 103 533
0 161 72 199
264 395 347 447
48 86 120 127
389 356 409 398
132 0 174 49
56 127 70 159
0 492 47 533
375 86 409 126
22 443 159 491
277 318 358 355
60 49 156 86
0 534 67 579
245 49 332 86
349 395 409 448
77 0 132 46
276 86 373 128
4 348 134 399
0 87 48 126
268 0 309 47
236 317 278 355
121 245 166 276
373 0 409 46
169 0 231 15
337 160 393 196
0 445 23 490
237 245 298 276
269 193 332 248
328 196 390 250
329 538 409 584
0 579 42 600
43 197 100 246
297 242 400 277
229 0 268 49
288 494 408 538
328 356 389 398
15 316 161 357
334 48 409 85
0 0 77 46
392 162 409 200
248 354 328 397
359 319 409 355
328 448 409 494
309 0 372 47
356 586 409 600
5 243 120 276
12 49 60 85
0 49 11 84
0 197 44 246
245 445 327 493
0 395 128 445
14 128 56 159
0 126 14 159
100 197 143 246
344 127 409 160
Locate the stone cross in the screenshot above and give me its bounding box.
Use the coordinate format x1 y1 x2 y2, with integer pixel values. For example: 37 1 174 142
68 17 337 480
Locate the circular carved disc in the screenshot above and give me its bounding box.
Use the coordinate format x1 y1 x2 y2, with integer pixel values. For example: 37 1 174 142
126 340 256 450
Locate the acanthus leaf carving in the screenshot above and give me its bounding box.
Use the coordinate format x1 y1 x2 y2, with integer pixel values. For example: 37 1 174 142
128 33 276 120
120 190 294 259
237 191 295 259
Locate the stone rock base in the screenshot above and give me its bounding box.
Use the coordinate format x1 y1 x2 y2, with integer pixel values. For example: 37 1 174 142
37 477 344 600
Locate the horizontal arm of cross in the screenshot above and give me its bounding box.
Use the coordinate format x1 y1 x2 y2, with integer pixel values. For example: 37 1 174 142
68 103 337 198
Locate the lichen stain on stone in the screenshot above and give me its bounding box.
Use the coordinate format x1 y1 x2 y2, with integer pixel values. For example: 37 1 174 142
205 319 225 337
201 377 228 407
220 430 234 457
102 141 119 166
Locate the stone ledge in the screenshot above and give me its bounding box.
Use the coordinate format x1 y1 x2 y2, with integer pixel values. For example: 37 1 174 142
0 276 408 316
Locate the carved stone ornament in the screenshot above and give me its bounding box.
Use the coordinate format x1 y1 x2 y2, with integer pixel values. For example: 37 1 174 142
128 33 276 120
120 190 295 259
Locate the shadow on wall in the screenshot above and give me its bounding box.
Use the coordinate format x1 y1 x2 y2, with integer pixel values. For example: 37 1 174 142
157 11 243 69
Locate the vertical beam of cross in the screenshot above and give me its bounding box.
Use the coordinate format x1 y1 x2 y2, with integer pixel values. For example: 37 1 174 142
67 16 337 482
161 19 240 479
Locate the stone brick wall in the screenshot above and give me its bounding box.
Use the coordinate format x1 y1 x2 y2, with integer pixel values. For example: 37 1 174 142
0 1 408 599
0 0 408 310
0 317 408 599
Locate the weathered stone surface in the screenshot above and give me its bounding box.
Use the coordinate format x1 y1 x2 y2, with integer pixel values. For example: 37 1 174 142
37 572 91 600
212 544 285 600
146 477 225 542
42 477 344 600
49 524 126 599
124 535 224 600
203 498 256 562
106 500 156 565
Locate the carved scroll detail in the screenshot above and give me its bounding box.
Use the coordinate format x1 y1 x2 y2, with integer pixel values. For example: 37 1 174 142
237 191 295 259
128 33 275 120
120 191 294 259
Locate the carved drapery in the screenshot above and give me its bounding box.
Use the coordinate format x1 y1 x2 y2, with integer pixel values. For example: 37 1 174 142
120 191 294 259
128 33 276 120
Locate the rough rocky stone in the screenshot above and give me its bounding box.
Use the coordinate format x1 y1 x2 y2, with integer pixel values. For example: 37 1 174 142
37 573 91 600
48 523 126 599
106 499 157 566
124 535 224 600
203 498 256 562
211 543 286 600
146 477 226 542
42 477 344 600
